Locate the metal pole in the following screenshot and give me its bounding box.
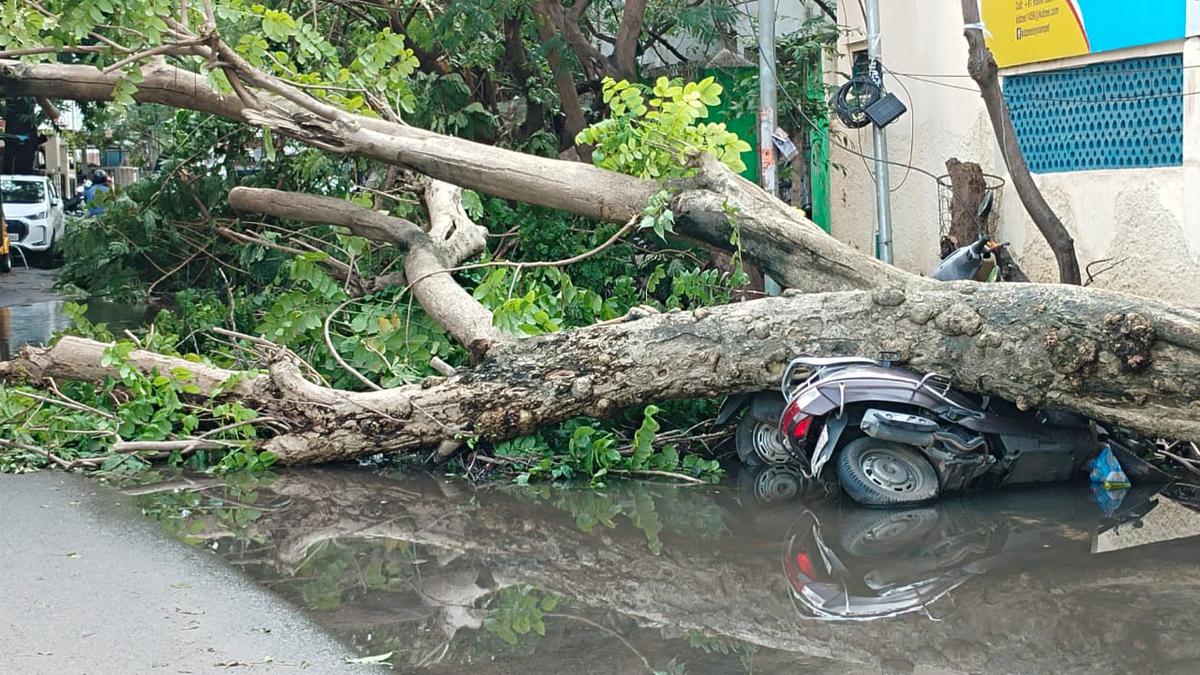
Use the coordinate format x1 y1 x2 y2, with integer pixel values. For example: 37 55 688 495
758 0 784 296
863 0 894 263
757 0 777 197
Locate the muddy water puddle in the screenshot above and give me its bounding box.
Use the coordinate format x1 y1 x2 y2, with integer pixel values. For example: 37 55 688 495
127 467 1200 674
0 299 154 360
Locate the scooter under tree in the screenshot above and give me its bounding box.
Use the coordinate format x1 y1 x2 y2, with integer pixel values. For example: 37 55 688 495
718 196 1098 506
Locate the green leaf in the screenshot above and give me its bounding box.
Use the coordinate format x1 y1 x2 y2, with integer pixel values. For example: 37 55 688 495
261 127 276 162
630 405 660 469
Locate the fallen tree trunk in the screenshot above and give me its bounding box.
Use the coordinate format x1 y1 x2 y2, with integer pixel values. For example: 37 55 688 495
6 284 1199 463
3 42 1198 465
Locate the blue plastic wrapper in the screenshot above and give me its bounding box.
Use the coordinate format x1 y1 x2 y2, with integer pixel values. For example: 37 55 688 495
1089 445 1131 490
1090 484 1128 516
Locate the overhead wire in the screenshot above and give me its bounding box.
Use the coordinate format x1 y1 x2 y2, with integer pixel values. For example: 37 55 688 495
887 66 1199 104
885 71 915 192
729 3 1028 242
890 59 1200 80
754 34 1002 239
831 0 914 191
733 5 1195 258
740 6 1187 197
734 1 918 193
734 5 932 193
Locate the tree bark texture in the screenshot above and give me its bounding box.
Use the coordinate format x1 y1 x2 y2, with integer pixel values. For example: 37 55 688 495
960 0 1082 285
944 157 987 250
611 0 649 80
7 282 1199 463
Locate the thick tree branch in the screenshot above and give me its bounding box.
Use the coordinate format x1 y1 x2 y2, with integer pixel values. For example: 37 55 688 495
229 187 423 248
228 185 503 349
0 58 641 214
422 179 489 266
611 0 648 80
0 58 245 118
0 56 924 297
0 336 268 399
531 1 592 156
534 0 608 80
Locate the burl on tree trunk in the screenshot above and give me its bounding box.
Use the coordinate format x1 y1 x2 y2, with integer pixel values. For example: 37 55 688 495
2 49 1198 464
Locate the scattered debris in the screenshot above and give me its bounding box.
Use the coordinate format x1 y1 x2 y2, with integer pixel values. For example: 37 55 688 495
345 651 393 665
1090 445 1131 490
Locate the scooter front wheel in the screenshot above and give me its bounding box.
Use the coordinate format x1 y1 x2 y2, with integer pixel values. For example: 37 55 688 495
836 437 939 507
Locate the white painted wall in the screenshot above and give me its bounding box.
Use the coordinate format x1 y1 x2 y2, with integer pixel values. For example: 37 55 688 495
828 1 1200 306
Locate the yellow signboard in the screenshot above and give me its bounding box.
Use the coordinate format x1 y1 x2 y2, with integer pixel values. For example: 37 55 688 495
983 0 1090 67
983 0 1192 68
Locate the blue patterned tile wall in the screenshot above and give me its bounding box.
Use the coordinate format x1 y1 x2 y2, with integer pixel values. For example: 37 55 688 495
1003 54 1183 173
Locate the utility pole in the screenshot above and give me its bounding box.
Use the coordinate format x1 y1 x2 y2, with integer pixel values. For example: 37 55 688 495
757 0 777 198
863 0 894 263
757 0 783 295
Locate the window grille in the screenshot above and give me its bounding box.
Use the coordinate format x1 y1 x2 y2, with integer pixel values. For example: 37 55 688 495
1003 54 1183 172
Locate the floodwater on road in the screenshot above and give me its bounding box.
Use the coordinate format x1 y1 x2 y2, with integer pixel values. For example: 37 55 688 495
0 267 153 359
128 466 1200 674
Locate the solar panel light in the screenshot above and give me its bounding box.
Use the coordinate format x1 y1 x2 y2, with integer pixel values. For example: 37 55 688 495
865 92 907 128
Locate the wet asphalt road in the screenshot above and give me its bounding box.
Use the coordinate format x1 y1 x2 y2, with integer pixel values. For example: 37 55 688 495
0 472 370 674
1 271 368 672
0 266 64 307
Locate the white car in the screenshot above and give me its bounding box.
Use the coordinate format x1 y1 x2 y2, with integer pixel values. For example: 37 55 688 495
1 174 66 264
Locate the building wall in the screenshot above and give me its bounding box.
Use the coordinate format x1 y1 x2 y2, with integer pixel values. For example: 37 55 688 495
828 1 1200 306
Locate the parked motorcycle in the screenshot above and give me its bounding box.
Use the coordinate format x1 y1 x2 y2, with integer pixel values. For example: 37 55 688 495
776 354 1098 506
719 191 1063 504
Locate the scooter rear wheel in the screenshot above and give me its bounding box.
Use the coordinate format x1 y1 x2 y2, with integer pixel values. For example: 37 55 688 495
836 437 939 507
737 464 808 505
735 414 792 465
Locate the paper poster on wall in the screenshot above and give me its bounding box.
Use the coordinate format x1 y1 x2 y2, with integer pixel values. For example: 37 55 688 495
982 0 1199 67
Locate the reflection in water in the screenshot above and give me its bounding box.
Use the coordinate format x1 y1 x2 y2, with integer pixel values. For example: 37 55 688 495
131 468 1200 674
0 300 154 360
781 484 1172 621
